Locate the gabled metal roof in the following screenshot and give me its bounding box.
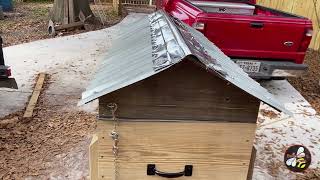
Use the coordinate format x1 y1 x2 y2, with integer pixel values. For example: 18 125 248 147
79 10 292 116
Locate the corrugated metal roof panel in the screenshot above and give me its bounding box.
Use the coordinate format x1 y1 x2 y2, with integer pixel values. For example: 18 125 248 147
79 10 292 116
171 17 291 115
79 13 186 105
80 17 155 104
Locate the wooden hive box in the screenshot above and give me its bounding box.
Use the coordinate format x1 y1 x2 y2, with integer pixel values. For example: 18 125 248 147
82 11 290 180
89 60 259 180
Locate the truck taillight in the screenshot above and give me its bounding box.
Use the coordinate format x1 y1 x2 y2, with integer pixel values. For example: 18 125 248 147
305 29 313 37
299 28 313 52
192 22 205 32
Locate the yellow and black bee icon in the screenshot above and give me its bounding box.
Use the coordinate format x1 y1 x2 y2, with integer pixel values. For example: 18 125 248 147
284 145 311 172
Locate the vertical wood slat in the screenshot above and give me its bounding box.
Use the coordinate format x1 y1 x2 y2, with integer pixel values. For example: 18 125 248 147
313 0 320 49
257 0 320 50
63 0 69 24
68 0 75 23
280 0 295 12
113 0 119 14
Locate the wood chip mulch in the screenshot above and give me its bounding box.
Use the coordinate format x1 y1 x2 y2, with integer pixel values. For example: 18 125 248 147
289 50 320 114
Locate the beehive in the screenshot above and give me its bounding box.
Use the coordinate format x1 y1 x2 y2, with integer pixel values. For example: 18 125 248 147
79 11 290 180
90 60 259 180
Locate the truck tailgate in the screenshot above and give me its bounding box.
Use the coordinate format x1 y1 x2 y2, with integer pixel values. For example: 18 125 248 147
201 14 311 63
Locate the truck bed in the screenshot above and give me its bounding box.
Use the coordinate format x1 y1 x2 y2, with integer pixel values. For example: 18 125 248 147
164 0 313 66
190 1 303 18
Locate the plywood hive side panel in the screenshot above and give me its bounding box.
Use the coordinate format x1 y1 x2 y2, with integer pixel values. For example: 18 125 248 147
93 120 257 180
99 60 260 123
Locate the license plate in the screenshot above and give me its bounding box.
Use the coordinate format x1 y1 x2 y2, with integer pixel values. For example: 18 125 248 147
236 61 261 73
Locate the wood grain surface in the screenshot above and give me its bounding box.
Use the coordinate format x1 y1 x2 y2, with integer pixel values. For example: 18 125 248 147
23 73 46 118
99 60 260 123
90 120 257 180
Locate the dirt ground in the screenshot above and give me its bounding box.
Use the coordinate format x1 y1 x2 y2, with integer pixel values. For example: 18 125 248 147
289 50 320 114
0 78 97 179
0 1 123 47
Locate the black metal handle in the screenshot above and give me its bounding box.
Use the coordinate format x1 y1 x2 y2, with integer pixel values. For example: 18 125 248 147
250 22 264 28
147 164 193 178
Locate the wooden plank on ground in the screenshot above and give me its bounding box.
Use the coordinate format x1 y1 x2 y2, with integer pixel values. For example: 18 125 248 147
55 21 84 31
23 73 46 118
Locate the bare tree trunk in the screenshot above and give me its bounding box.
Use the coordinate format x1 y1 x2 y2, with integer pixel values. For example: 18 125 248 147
50 0 94 23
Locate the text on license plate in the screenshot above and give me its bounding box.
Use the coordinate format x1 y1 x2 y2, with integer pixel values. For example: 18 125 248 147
236 61 261 73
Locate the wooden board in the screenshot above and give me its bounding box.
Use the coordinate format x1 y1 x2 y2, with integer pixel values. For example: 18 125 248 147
99 60 260 123
63 0 69 24
90 134 99 180
23 73 46 118
90 120 257 180
55 21 84 31
113 0 120 15
68 0 75 23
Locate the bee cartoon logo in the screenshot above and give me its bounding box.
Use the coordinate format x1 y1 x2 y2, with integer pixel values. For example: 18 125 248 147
284 145 311 172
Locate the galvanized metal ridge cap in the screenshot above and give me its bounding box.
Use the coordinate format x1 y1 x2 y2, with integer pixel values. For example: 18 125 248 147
157 10 191 55
170 17 228 77
149 10 190 71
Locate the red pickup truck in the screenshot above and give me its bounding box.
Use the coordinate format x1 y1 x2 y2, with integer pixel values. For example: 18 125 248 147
156 0 313 79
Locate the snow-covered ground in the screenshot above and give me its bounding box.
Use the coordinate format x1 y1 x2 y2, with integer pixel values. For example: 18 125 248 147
0 13 319 179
